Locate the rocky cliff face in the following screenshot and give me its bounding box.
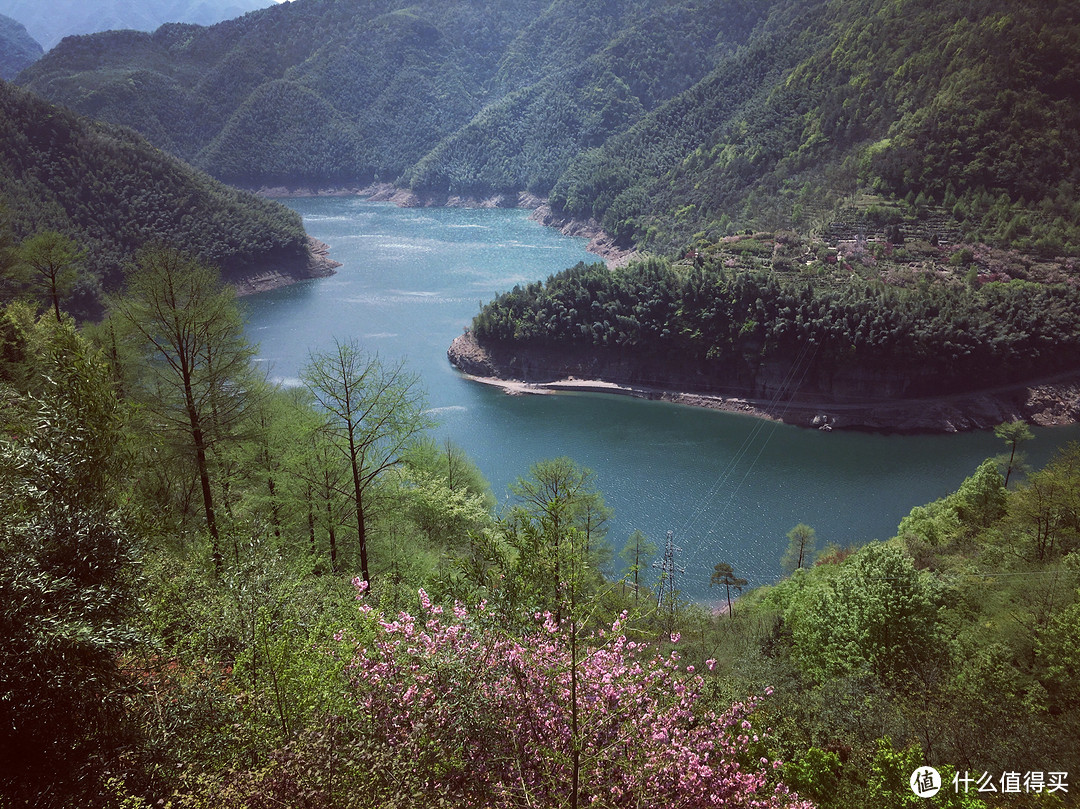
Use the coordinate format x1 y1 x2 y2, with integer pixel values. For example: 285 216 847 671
448 331 1080 433
448 331 939 401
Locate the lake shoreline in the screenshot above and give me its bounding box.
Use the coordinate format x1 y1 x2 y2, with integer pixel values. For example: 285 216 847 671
245 196 1080 599
231 237 341 297
254 182 638 268
448 331 1080 434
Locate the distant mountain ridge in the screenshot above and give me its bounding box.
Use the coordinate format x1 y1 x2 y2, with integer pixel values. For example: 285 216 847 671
0 13 41 79
17 0 1080 256
17 0 769 190
0 0 273 50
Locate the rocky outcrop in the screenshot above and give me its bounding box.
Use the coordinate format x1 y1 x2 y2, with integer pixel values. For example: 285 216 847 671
260 182 547 211
229 237 340 296
448 331 1080 433
530 204 638 268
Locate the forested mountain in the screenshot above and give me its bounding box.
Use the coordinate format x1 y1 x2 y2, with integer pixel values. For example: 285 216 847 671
17 0 774 192
0 0 273 51
552 0 1080 254
18 0 1080 257
0 14 41 79
0 80 317 317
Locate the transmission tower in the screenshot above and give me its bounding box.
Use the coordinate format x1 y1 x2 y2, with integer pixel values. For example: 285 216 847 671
652 530 684 617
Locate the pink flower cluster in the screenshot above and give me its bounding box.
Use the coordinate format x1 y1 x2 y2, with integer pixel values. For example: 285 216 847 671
340 585 813 808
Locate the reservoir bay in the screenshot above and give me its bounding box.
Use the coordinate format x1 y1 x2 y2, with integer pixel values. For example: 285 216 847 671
245 197 1080 603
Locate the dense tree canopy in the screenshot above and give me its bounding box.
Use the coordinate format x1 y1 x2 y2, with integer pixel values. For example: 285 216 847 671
472 257 1080 397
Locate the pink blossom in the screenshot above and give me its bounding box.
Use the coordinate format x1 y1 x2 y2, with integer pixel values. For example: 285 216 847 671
337 590 811 809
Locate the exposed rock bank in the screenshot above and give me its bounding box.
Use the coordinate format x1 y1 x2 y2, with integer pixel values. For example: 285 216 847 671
230 237 340 296
447 330 1080 433
257 182 545 211
530 204 639 268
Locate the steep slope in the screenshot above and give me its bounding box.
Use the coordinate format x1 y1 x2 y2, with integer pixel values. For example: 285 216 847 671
551 0 1080 254
0 80 330 317
17 0 550 187
18 0 1080 257
0 0 273 50
0 13 42 79
18 0 773 194
402 0 767 197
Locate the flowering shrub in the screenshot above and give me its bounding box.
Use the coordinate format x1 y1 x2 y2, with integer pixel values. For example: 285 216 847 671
331 582 813 809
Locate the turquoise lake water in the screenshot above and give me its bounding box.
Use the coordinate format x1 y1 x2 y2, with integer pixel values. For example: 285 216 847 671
243 197 1080 602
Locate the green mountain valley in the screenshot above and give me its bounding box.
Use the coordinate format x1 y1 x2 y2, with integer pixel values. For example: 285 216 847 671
2 0 1080 806
18 0 1080 256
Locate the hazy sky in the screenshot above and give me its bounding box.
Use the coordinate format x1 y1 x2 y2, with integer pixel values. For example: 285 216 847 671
0 0 285 49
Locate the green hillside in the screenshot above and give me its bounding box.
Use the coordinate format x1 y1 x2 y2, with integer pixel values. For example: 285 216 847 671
0 79 312 317
19 0 1080 257
4 283 1079 806
553 0 1080 255
18 0 774 196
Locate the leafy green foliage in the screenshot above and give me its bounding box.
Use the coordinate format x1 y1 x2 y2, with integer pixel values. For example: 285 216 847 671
501 457 614 618
867 739 986 809
110 247 259 569
778 543 945 683
300 339 432 584
782 524 817 574
15 229 84 321
0 314 138 804
714 447 1080 808
618 528 658 601
994 418 1034 486
897 460 1007 554
1002 443 1080 561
